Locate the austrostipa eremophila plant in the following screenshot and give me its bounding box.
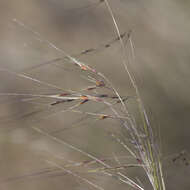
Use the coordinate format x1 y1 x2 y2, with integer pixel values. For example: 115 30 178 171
0 1 166 190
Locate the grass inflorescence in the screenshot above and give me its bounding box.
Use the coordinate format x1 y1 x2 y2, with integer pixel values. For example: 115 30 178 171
0 1 167 190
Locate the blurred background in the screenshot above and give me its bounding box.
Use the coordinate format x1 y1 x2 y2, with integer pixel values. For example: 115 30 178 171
0 0 190 189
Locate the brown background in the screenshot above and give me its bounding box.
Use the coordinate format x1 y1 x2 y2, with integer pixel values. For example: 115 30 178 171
0 0 190 189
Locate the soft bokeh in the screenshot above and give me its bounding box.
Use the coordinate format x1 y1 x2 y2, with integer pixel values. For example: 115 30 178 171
0 0 190 189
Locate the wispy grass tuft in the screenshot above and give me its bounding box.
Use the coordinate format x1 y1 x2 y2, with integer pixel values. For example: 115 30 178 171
0 1 167 190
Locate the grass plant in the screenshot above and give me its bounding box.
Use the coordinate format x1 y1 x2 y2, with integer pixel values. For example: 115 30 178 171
0 1 167 190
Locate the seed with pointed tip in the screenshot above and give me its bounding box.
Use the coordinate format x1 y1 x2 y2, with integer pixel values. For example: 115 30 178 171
80 96 88 100
96 80 105 87
100 115 109 120
81 65 88 71
59 93 70 96
80 99 89 105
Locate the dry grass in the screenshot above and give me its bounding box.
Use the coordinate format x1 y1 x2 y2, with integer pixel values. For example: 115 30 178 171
0 1 169 190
